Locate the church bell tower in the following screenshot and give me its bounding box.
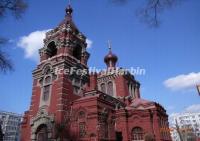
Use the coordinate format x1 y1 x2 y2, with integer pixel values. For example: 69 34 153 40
21 4 90 141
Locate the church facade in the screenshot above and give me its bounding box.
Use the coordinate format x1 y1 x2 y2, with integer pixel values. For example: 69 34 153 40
20 4 172 141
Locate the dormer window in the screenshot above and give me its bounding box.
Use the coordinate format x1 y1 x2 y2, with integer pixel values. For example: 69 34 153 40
47 41 57 58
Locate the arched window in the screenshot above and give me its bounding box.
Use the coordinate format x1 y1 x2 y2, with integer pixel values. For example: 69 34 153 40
42 76 51 102
43 85 50 101
44 76 51 84
44 66 51 74
79 111 85 118
132 127 144 141
107 81 114 96
79 122 86 138
47 41 57 57
101 83 106 93
36 124 48 141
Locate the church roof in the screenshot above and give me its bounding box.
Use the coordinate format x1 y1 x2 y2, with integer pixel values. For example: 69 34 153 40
129 98 154 108
58 4 79 32
104 50 118 64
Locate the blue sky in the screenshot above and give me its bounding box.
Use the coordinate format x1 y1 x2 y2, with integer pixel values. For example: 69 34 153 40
0 0 200 115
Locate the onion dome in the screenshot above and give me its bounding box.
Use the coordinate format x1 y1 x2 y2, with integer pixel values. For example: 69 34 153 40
65 4 73 15
104 41 118 68
59 3 74 26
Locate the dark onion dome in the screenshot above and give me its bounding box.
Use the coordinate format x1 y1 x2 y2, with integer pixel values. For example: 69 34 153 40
65 4 73 15
104 50 118 64
104 43 118 68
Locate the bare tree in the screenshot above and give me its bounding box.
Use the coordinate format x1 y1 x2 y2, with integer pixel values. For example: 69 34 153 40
0 0 27 73
111 0 184 27
175 119 183 141
0 0 27 19
0 46 13 73
137 0 183 27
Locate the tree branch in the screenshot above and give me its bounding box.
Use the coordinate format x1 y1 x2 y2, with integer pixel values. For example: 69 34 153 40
111 0 184 27
0 0 27 19
0 49 13 73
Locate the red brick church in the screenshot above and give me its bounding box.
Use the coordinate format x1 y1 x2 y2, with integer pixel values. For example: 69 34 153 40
21 4 172 141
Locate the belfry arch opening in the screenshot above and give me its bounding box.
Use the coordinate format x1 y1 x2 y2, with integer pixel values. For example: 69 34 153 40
47 41 57 58
73 45 82 60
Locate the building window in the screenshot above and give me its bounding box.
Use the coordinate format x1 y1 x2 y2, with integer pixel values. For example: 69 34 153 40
101 83 106 93
79 111 85 118
42 76 51 102
131 127 144 141
44 67 51 75
107 82 114 96
43 85 50 101
45 76 51 84
79 122 86 138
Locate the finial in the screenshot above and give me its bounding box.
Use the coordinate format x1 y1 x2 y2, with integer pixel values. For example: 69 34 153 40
108 40 112 51
66 0 73 15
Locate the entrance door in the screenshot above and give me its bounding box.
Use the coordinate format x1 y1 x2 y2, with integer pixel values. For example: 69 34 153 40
36 125 48 141
116 132 123 141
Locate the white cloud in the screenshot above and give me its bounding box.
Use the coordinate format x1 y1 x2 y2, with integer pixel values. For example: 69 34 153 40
86 39 93 49
17 29 50 62
185 104 200 113
164 72 200 91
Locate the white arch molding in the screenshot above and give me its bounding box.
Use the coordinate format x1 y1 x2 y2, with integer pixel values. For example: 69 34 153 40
30 109 54 140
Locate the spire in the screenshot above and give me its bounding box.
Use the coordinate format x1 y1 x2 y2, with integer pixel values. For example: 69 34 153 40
104 40 118 68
